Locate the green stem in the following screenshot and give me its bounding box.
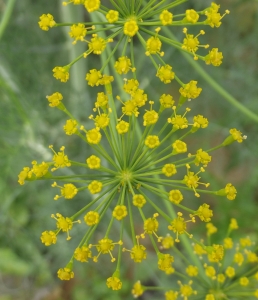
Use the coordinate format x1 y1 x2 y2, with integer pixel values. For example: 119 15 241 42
0 0 16 41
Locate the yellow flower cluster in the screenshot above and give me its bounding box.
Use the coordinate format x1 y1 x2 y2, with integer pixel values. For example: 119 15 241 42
18 0 253 295
132 220 258 299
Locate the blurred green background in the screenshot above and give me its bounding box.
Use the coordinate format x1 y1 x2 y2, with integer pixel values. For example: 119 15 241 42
0 0 258 299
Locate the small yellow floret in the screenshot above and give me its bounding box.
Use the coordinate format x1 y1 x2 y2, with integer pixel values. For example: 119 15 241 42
132 281 144 298
18 167 30 185
106 10 119 23
115 56 133 74
116 120 129 134
57 267 74 280
225 183 237 200
123 79 139 94
184 9 199 24
86 128 102 144
160 10 173 25
132 194 146 208
193 115 209 129
172 140 187 154
53 66 70 82
162 164 177 177
158 254 174 274
186 265 198 277
86 155 101 169
206 223 217 236
194 149 211 166
143 110 159 126
145 135 160 148
169 190 183 204
113 205 128 220
106 276 122 290
196 204 213 222
85 69 102 87
156 64 175 84
96 92 108 108
89 35 107 55
229 218 238 230
124 19 138 37
165 290 178 300
132 89 147 107
41 231 57 246
38 14 56 31
64 119 78 135
161 235 174 249
69 23 86 43
130 245 147 263
88 180 103 194
146 36 163 56
74 246 92 262
84 0 100 12
224 237 233 249
84 211 100 225
225 266 235 278
205 265 216 279
160 94 175 108
94 113 110 129
179 80 202 99
205 48 223 66
46 92 63 107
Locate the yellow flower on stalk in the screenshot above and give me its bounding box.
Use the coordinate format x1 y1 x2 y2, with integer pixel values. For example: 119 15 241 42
106 10 119 23
132 281 144 298
106 276 122 290
53 66 70 82
88 180 102 194
123 19 139 37
113 205 128 221
46 92 63 107
74 246 92 262
84 0 100 13
57 267 74 280
84 211 100 226
160 10 173 25
38 14 56 31
41 231 57 246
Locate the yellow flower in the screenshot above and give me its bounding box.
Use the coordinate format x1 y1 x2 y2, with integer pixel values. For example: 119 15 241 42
69 23 87 43
84 0 100 13
145 135 160 148
106 276 122 290
88 180 103 194
86 128 102 144
40 231 57 246
169 189 183 204
38 14 56 31
57 267 74 280
46 92 63 107
156 64 175 84
64 119 78 135
112 205 128 220
179 80 202 99
172 140 187 154
106 10 119 23
74 246 92 262
132 194 146 208
116 120 129 134
124 19 138 37
84 211 100 226
160 10 173 25
86 155 101 169
162 164 177 177
132 281 144 298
